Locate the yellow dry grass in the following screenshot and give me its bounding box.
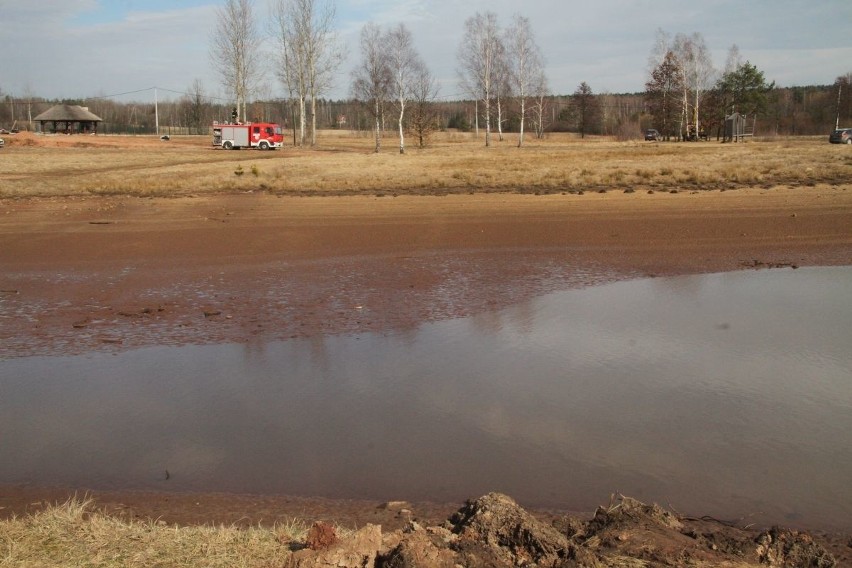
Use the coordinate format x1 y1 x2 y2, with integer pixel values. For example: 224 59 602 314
0 130 850 198
0 497 303 567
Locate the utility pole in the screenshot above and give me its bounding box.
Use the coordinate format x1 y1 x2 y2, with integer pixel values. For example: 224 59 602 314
836 82 842 130
154 87 159 136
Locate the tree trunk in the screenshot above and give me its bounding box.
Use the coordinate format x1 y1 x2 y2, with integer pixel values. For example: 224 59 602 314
496 96 504 141
310 96 317 146
484 98 491 147
299 97 306 146
374 100 381 153
518 98 525 148
398 102 405 154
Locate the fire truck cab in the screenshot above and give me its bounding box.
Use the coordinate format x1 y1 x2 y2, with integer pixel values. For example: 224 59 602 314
212 122 284 150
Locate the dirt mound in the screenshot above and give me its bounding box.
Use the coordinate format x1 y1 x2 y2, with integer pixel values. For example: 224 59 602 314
1 131 165 149
447 492 573 566
285 492 842 568
4 131 42 147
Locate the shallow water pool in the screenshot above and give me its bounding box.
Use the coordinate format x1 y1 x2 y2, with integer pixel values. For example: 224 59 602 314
1 266 850 529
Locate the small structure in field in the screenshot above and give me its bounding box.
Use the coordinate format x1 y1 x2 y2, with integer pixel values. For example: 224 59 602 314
724 112 754 142
33 105 103 134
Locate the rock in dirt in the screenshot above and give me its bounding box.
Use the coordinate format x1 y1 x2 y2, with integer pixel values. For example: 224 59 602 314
379 525 458 568
586 493 683 535
289 524 382 568
379 501 412 511
305 521 338 550
755 526 836 567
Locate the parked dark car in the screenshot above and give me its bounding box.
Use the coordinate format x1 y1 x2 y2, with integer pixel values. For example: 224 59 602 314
645 129 660 141
829 128 852 144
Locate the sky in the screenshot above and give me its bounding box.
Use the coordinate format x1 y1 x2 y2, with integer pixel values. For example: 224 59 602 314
1 0 850 104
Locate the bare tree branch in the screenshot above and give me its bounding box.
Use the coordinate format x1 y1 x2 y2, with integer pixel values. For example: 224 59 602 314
505 15 544 147
210 0 261 123
351 22 391 153
271 0 342 146
458 11 502 147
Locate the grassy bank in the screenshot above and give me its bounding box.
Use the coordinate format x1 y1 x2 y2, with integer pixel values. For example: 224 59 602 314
3 495 846 567
0 498 304 567
0 131 849 198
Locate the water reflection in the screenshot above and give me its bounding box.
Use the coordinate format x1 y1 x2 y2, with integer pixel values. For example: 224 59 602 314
1 267 851 530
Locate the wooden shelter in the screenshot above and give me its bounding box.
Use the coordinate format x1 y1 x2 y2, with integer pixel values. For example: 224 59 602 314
33 105 103 134
724 112 754 143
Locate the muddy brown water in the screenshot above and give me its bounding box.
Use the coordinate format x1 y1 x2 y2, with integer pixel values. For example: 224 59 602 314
1 267 850 531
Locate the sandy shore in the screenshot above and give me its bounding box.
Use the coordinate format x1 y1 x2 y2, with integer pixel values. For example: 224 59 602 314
2 186 850 359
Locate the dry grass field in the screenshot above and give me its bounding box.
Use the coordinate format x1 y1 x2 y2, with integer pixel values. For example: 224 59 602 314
1 129 850 197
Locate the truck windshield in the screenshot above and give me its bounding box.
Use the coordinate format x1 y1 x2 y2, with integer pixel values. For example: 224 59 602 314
274 127 283 135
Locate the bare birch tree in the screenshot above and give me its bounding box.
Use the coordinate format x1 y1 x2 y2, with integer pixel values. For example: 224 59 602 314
647 29 672 75
505 15 543 147
210 0 261 123
723 44 743 76
385 23 423 154
493 40 511 142
650 30 715 139
302 0 342 146
458 11 502 147
271 0 308 143
671 32 714 139
271 0 342 146
352 22 391 153
531 69 550 139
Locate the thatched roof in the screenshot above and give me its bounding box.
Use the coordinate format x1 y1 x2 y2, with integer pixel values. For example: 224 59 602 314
33 105 103 122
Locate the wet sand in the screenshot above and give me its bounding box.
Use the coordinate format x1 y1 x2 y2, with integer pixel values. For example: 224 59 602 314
2 186 850 358
1 185 851 530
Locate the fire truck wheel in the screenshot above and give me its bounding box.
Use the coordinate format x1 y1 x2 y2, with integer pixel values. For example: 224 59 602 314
259 141 270 150
223 141 233 150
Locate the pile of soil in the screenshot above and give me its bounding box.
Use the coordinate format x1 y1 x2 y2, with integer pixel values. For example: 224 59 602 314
287 493 847 567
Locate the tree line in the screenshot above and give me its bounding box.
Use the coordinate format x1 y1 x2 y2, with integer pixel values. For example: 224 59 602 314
2 82 847 141
2 2 850 142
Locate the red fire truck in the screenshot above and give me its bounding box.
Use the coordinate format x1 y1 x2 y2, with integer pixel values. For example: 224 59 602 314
212 122 284 150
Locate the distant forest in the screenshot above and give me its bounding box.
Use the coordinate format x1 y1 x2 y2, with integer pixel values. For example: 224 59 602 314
1 83 848 140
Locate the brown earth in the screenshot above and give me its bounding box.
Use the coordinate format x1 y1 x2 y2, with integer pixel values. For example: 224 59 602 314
2 186 850 358
1 172 851 565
